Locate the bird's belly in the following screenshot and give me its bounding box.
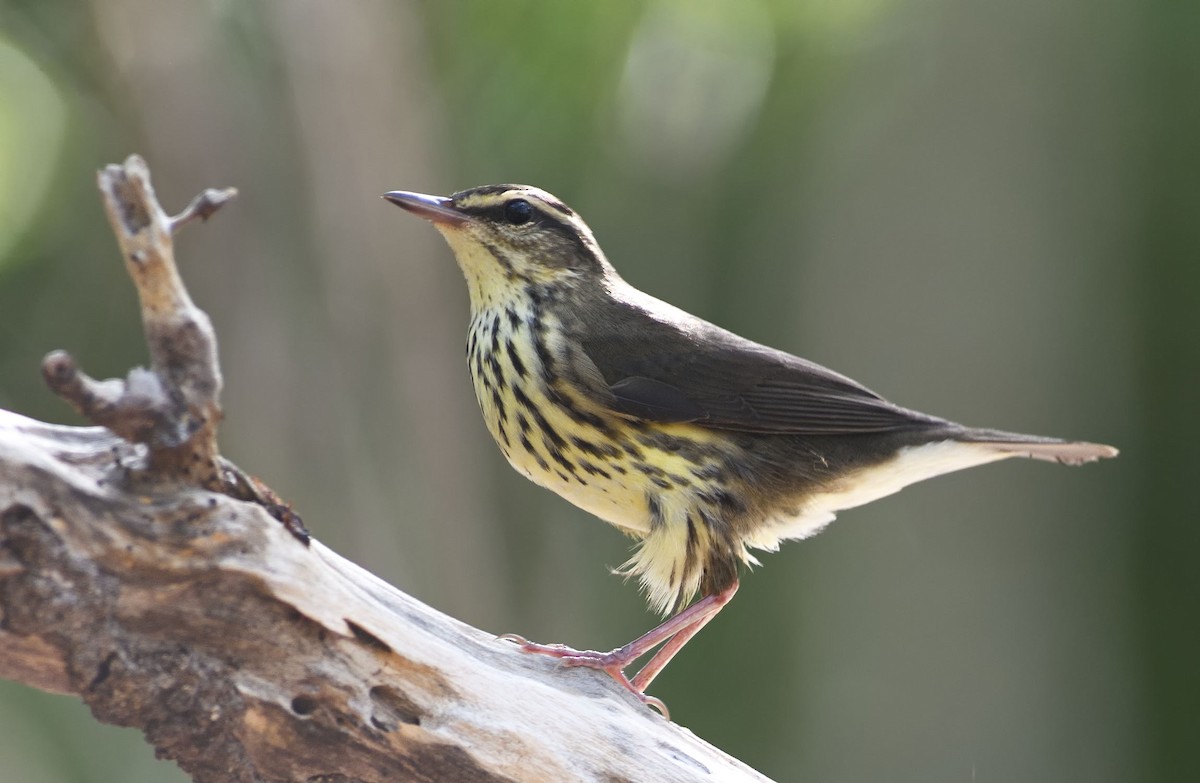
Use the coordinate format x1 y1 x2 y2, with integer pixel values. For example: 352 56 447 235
505 445 651 534
486 407 665 536
473 377 722 538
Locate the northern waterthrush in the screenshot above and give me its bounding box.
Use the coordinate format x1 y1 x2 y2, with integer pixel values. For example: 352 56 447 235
385 185 1117 713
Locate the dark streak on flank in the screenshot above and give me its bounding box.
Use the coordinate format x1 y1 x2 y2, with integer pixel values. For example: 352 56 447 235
571 436 620 460
510 383 569 456
533 407 567 452
647 493 664 530
491 387 507 424
487 353 503 382
511 384 535 412
634 462 666 478
473 351 485 382
544 437 577 477
579 459 611 480
546 385 609 431
490 314 501 354
528 398 568 450
505 340 527 379
519 433 550 472
621 441 645 460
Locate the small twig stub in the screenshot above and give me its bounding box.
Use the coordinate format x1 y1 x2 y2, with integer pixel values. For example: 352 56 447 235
42 156 299 534
41 154 226 488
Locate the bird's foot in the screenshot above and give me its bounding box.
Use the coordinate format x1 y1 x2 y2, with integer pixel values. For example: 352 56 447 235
497 634 670 718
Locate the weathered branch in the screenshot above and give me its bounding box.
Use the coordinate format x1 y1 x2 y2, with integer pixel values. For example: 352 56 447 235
0 157 771 782
47 157 227 480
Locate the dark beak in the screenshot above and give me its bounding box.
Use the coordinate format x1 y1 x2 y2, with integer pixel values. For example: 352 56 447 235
383 190 466 225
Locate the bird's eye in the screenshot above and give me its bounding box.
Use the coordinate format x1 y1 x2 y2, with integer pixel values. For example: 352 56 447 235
504 199 533 225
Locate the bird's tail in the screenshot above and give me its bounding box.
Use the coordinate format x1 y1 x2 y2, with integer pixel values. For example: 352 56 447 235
956 428 1118 466
759 426 1117 547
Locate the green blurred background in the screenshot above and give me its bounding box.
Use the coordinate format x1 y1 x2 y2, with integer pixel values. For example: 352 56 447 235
0 1 1193 781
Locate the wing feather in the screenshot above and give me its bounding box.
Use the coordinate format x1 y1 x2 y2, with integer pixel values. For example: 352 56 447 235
569 294 948 436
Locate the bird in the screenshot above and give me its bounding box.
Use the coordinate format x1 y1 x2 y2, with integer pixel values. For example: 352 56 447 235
383 184 1117 715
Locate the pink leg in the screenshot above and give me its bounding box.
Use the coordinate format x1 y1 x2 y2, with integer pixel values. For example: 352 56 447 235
631 579 736 691
500 580 739 716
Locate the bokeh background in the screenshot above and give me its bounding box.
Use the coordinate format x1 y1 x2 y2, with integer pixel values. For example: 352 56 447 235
0 1 1194 781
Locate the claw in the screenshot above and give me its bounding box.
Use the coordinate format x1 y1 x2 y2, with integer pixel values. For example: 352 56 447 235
642 695 670 720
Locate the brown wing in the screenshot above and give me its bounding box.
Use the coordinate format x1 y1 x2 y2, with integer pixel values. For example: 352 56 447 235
571 297 949 436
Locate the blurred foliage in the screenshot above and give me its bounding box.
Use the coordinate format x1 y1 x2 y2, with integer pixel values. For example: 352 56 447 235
0 1 1194 781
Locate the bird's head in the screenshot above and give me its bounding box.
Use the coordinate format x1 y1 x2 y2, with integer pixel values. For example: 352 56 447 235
385 184 614 308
